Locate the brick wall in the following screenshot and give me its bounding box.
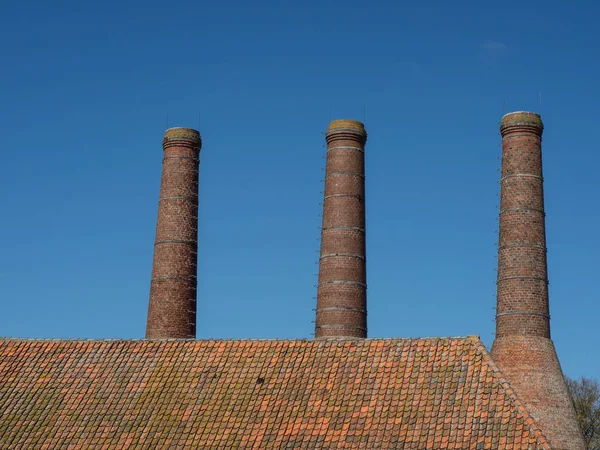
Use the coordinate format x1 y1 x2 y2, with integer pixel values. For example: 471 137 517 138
495 112 550 338
315 120 368 338
146 128 202 339
490 112 585 450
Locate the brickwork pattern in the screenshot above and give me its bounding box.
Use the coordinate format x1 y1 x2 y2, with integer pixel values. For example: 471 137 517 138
495 112 549 339
492 336 585 450
146 128 201 339
316 120 368 338
491 112 585 450
0 337 551 449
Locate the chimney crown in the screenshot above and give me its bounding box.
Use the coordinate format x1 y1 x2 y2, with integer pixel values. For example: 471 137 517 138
327 119 366 132
163 127 202 148
500 111 543 135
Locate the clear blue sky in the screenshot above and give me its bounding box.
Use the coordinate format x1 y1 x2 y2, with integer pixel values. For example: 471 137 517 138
1 0 598 380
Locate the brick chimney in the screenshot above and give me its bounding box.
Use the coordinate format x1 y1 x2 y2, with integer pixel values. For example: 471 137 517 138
315 120 367 338
490 112 585 449
146 128 202 339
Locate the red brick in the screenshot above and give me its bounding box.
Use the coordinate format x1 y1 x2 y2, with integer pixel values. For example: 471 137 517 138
490 112 585 450
145 128 202 339
316 120 367 338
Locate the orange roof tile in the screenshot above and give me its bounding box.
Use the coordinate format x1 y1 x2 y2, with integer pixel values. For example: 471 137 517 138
0 336 550 449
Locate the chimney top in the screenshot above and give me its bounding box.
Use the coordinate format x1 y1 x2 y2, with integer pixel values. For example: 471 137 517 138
327 120 366 133
500 111 543 134
326 120 367 144
163 128 202 148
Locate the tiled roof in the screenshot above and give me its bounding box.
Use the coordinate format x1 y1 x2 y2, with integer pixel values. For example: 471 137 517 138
0 336 550 449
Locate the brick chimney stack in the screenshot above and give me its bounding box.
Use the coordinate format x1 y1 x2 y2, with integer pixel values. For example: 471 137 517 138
490 112 585 449
315 120 368 338
146 128 202 339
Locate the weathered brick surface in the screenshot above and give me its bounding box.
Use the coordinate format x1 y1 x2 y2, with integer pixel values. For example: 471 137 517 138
146 128 201 339
316 120 368 338
494 113 550 339
318 284 366 309
320 228 365 255
491 112 585 450
318 256 367 284
492 337 584 450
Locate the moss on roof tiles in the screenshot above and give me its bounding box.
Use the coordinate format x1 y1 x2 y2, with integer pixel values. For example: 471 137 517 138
0 337 550 449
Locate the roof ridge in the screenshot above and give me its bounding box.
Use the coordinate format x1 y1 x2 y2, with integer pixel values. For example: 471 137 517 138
0 335 477 343
468 336 552 450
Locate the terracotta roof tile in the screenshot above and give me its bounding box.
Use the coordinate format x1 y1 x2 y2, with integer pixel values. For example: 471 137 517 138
0 336 550 449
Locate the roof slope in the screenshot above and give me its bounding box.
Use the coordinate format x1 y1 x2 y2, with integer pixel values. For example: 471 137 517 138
0 336 549 449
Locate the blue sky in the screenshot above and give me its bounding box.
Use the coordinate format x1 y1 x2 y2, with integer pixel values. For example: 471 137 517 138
1 0 598 380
